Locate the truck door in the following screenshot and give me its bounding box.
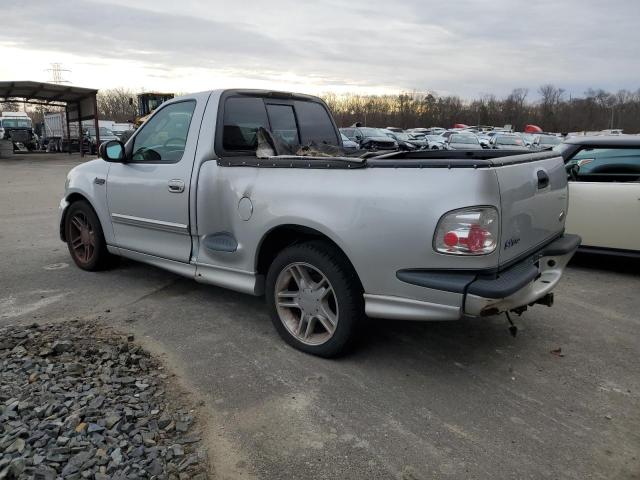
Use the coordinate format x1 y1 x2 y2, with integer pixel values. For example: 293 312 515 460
106 99 199 262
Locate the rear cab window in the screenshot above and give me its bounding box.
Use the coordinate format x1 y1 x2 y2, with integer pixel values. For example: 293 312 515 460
217 93 339 156
266 104 299 147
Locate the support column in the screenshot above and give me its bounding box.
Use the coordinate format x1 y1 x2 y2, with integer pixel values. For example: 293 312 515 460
77 102 83 158
93 95 100 154
65 105 71 155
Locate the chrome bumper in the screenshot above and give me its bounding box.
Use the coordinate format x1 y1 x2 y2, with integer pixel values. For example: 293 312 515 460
464 235 580 316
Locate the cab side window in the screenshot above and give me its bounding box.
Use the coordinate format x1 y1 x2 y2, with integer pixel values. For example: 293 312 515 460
220 96 340 155
570 148 640 182
222 97 269 151
131 101 196 162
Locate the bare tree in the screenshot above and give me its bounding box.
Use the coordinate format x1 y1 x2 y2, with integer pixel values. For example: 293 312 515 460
97 88 138 122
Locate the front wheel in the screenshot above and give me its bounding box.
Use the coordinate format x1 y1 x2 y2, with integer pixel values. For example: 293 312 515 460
65 201 118 271
266 241 363 357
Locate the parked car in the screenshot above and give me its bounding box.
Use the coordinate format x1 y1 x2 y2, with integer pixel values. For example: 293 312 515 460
340 127 397 151
445 133 484 150
476 133 491 148
521 133 536 147
557 136 640 255
84 126 119 155
341 133 359 152
531 135 562 150
425 135 446 150
404 133 429 149
380 129 420 150
490 134 529 151
59 88 579 357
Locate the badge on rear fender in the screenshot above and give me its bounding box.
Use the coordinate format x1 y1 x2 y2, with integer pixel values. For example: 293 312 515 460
504 237 520 249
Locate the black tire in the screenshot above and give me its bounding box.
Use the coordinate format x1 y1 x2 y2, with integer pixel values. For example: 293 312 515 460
265 240 364 357
65 200 118 271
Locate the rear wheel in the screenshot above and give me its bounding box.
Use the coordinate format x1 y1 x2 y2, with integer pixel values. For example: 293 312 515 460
266 241 363 357
65 201 117 271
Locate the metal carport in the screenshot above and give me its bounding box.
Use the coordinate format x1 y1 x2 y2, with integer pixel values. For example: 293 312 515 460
0 81 100 157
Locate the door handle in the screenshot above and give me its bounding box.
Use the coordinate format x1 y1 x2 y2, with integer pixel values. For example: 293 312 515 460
167 179 185 193
536 170 550 189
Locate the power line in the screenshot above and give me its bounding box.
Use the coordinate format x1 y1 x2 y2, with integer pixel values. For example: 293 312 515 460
45 63 71 84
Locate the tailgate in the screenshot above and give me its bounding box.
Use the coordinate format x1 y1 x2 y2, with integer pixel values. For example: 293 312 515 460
495 153 568 266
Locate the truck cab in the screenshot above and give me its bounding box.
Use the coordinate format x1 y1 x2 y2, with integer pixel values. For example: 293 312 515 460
1 111 37 151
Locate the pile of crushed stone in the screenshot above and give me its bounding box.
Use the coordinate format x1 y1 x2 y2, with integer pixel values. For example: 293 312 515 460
0 321 209 480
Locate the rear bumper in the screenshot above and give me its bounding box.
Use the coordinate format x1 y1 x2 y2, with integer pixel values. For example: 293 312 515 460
464 234 580 316
380 234 581 320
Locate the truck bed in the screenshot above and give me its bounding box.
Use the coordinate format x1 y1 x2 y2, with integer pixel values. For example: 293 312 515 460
216 149 560 170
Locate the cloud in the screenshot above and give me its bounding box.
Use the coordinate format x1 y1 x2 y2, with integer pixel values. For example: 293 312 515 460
1 0 639 97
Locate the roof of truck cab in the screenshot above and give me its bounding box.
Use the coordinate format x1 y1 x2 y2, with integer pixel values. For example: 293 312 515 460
564 135 640 147
192 88 324 101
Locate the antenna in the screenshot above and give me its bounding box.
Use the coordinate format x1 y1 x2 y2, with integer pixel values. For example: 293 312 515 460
46 63 71 84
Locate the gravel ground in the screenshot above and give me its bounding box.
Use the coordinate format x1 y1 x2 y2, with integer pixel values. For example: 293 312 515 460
0 321 210 480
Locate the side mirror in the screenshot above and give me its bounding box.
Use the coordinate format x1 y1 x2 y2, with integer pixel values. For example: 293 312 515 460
99 140 125 162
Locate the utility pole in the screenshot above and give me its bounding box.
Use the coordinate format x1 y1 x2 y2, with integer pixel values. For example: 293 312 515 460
46 63 71 84
610 106 614 129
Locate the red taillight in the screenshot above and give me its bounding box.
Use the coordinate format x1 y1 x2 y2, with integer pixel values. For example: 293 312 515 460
466 224 487 252
444 231 459 247
434 207 499 255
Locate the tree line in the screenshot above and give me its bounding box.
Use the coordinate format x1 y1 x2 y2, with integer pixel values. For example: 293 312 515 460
323 85 640 133
2 85 639 133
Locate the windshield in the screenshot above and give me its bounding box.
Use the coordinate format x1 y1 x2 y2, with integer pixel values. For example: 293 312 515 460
359 127 384 137
395 133 413 141
450 134 479 145
496 135 525 146
539 135 561 145
341 133 351 142
426 135 443 141
1 118 32 128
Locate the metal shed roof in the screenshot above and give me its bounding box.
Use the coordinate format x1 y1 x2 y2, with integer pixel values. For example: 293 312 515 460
0 81 97 104
0 81 98 121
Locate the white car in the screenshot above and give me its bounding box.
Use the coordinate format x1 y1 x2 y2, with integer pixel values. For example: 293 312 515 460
559 136 640 255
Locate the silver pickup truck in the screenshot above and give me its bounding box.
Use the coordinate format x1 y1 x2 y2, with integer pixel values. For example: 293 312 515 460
59 89 580 357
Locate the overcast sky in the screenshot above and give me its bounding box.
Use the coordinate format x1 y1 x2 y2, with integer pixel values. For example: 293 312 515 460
1 0 639 99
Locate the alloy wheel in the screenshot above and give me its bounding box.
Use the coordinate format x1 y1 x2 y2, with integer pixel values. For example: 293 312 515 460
274 262 339 345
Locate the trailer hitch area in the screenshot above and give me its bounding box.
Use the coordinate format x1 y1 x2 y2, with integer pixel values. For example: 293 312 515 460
533 292 554 308
504 293 555 337
505 311 518 337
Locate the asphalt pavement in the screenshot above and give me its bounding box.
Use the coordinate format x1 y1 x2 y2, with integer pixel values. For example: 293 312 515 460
1 153 639 479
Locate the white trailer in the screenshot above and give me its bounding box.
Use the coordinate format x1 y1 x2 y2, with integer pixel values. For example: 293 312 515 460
43 112 115 152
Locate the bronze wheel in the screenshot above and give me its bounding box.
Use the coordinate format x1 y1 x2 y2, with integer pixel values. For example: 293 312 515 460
65 200 118 271
68 211 96 266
